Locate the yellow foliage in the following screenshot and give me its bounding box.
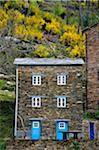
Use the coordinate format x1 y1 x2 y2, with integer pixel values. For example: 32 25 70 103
46 18 61 34
15 0 25 9
14 10 24 23
14 25 28 40
33 44 51 58
25 15 45 29
4 0 12 10
69 44 85 58
0 8 8 32
63 24 78 33
14 25 43 41
27 27 43 40
29 2 41 15
43 12 54 21
60 32 82 45
60 25 85 58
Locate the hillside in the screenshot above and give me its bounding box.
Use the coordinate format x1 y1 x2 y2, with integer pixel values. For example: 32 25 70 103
0 0 99 74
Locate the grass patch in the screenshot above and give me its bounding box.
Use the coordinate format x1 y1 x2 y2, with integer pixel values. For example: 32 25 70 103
0 90 15 102
0 101 14 149
0 79 15 92
0 80 6 90
0 139 6 150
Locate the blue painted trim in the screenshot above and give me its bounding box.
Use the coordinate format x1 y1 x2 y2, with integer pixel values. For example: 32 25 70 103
54 96 68 98
29 118 43 121
32 74 46 77
57 73 68 75
31 96 47 98
16 64 18 68
56 119 70 122
32 96 41 98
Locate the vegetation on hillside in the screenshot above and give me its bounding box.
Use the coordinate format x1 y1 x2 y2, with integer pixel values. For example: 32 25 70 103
0 0 98 75
0 0 98 74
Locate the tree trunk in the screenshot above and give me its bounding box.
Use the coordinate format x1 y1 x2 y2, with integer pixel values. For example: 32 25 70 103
86 0 90 27
78 0 82 33
65 0 68 24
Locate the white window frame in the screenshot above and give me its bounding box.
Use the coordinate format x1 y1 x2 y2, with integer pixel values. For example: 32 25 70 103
57 97 66 108
32 75 41 85
59 122 65 129
57 75 66 85
32 97 41 107
33 121 39 128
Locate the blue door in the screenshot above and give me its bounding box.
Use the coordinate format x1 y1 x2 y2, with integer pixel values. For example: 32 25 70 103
90 122 94 140
31 121 40 140
56 121 68 140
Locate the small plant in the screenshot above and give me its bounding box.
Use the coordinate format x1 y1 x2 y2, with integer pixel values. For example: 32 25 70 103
72 140 80 150
83 111 99 120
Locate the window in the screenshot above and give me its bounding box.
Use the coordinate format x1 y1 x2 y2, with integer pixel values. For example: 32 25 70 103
59 122 65 129
32 75 41 85
33 121 39 128
57 75 66 85
57 97 66 108
32 97 41 107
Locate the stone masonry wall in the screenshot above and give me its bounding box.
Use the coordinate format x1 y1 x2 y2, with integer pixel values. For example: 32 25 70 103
17 65 84 139
86 24 99 111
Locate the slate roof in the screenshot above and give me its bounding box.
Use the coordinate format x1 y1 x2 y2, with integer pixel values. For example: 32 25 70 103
14 58 84 65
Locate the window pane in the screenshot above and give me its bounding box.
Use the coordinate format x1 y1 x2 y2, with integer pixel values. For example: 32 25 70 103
37 98 40 106
58 98 61 106
58 76 61 84
59 122 65 129
33 122 39 128
62 76 65 83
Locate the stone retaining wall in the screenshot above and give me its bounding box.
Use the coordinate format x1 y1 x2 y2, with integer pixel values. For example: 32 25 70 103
6 139 99 150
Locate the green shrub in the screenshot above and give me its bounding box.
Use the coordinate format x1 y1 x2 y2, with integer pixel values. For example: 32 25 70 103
53 3 65 16
0 140 6 150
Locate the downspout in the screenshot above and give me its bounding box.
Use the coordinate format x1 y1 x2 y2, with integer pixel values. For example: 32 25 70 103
14 65 18 136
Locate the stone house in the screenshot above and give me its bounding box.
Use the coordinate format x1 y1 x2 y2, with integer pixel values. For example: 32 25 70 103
14 58 84 140
83 23 99 111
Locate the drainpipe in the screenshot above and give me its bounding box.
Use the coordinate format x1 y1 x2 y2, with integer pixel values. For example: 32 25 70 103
14 65 18 136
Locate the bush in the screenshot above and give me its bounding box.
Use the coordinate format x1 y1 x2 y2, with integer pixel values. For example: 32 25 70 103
46 18 61 34
33 44 51 58
53 3 65 16
0 8 8 32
